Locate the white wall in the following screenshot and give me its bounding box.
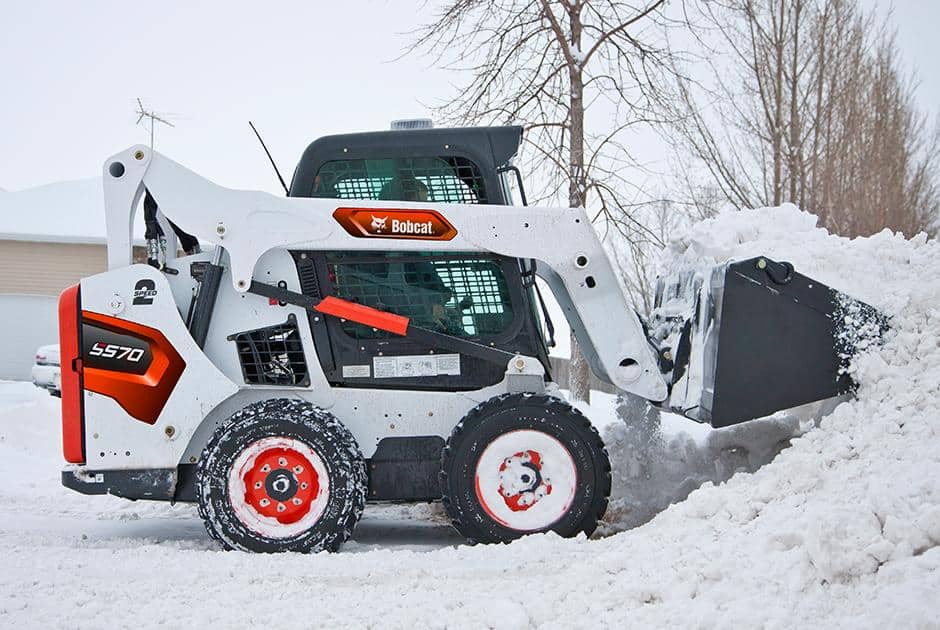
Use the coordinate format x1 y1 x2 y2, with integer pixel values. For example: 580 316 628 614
0 294 58 380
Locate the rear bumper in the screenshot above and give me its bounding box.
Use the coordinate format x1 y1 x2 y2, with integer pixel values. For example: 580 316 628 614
31 364 60 392
62 465 197 502
58 284 84 463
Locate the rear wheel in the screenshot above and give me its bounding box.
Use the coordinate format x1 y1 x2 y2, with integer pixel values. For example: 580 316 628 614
196 399 367 553
441 393 611 544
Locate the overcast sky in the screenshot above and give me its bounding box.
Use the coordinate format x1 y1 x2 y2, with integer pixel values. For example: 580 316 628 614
1 1 937 194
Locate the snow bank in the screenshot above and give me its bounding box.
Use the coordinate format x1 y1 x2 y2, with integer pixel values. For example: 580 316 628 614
0 205 936 628
594 204 939 623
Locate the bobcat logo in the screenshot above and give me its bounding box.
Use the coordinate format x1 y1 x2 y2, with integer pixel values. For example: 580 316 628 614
370 215 388 232
333 207 457 241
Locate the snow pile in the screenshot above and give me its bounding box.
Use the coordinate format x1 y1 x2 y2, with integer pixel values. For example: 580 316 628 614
593 204 939 622
0 205 937 627
600 399 802 534
600 204 897 535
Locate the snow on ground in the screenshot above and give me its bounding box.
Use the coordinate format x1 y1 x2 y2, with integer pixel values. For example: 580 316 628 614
1 205 938 628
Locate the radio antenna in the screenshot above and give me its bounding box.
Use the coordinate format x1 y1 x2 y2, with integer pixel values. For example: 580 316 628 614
136 98 175 149
249 121 289 195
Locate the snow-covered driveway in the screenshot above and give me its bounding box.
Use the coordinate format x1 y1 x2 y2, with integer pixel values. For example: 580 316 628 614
1 207 938 629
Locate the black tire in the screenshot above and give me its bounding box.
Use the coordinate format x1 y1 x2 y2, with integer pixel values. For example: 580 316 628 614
441 393 611 544
196 398 367 553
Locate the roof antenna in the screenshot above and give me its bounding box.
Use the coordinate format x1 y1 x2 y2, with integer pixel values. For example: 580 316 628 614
249 121 289 195
136 98 176 149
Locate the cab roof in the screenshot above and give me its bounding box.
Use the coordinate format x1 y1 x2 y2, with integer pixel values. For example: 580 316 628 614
288 125 523 198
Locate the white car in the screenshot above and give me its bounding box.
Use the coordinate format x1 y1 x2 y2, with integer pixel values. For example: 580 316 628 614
31 343 61 397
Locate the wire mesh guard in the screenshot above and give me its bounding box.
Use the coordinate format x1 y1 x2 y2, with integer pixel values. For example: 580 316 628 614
326 254 514 340
230 315 309 386
311 156 488 204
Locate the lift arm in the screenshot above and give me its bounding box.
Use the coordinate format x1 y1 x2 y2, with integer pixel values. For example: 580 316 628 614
101 145 668 401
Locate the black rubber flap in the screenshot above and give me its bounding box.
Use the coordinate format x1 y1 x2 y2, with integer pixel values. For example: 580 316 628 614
706 257 886 428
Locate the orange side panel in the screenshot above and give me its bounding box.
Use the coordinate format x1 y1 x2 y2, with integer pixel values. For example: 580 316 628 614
58 285 84 464
81 311 186 425
314 296 410 336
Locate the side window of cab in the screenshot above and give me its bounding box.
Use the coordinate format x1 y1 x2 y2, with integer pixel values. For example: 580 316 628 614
325 252 515 340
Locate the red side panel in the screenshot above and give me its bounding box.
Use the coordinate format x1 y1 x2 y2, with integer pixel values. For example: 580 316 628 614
314 296 410 336
58 284 84 464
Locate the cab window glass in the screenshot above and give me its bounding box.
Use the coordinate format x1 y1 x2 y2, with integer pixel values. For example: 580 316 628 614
312 157 487 204
325 253 513 339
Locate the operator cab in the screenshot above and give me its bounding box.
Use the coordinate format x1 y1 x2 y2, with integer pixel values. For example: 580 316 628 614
286 122 552 390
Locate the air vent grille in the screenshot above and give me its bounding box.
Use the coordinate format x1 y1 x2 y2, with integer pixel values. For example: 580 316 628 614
230 314 308 386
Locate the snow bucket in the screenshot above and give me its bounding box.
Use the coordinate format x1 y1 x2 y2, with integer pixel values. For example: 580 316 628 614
653 257 888 428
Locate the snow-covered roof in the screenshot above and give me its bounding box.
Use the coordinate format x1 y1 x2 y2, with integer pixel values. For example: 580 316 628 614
0 177 143 245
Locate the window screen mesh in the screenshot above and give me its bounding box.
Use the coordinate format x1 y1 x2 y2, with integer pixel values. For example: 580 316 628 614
312 157 487 204
325 253 513 339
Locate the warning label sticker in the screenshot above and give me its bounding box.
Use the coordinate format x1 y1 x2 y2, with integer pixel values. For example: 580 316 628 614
373 354 460 378
342 365 371 378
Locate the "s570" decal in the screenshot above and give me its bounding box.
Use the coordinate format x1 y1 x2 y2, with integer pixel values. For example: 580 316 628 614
79 311 186 425
88 342 146 363
82 323 153 375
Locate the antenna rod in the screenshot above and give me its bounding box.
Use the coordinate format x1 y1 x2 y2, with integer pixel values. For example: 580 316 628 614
249 121 289 195
136 98 175 150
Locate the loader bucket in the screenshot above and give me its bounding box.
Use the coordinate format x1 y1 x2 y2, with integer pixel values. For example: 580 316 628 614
656 257 888 428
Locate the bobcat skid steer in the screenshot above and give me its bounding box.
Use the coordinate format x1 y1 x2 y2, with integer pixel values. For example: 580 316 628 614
59 123 885 552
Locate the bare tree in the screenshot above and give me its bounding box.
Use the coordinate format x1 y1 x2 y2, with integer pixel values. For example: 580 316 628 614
668 0 939 237
406 0 685 402
608 197 691 314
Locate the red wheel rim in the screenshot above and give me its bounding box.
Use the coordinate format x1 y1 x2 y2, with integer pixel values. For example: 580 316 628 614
228 437 330 539
474 429 578 532
496 449 553 512
242 447 319 524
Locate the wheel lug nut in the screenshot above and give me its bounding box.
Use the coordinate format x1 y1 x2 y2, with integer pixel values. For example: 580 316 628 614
292 498 302 506
293 465 303 474
260 464 270 473
301 482 308 490
276 503 286 512
278 457 288 467
259 498 270 507
254 481 262 489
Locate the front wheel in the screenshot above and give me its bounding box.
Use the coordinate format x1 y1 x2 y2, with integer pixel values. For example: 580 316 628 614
196 399 367 553
441 393 611 544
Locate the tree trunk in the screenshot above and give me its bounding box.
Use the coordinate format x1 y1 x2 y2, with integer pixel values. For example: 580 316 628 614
788 0 802 205
772 0 785 205
567 3 591 404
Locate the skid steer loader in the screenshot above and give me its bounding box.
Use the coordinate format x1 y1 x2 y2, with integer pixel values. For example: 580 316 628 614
58 123 885 552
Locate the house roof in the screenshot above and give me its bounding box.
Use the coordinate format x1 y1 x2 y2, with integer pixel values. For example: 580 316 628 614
0 177 144 245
